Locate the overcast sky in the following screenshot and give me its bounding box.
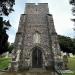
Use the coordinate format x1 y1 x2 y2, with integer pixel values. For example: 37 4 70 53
6 0 74 43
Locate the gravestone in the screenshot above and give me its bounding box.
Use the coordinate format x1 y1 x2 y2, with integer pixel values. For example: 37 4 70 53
63 55 68 70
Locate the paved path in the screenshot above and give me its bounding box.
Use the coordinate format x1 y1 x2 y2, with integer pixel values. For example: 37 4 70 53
0 70 73 75
0 72 6 75
0 68 52 75
0 72 22 75
60 70 74 73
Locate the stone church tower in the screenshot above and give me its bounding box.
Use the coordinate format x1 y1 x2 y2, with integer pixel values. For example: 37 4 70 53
11 3 62 72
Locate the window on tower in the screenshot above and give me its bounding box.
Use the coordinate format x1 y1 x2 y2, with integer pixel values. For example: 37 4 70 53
33 32 40 44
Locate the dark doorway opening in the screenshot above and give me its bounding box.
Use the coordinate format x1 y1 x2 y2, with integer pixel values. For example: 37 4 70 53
32 47 43 68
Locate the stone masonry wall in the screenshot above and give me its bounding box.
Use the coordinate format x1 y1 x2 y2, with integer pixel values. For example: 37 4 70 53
11 3 61 71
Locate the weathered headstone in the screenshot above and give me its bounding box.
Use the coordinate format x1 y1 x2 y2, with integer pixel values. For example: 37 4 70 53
63 55 68 70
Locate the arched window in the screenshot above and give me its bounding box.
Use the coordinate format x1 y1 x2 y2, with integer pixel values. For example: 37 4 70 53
33 32 40 43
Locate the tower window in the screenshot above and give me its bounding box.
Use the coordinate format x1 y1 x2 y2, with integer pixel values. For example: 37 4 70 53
33 32 40 43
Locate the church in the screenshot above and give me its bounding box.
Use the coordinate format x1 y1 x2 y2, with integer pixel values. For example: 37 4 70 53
10 3 62 74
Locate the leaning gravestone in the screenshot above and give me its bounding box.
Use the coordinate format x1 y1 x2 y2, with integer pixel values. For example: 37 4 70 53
63 55 68 70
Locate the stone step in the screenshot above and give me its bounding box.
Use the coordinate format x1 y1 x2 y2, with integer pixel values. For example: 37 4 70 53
29 68 47 72
26 68 53 75
0 71 54 75
26 72 51 75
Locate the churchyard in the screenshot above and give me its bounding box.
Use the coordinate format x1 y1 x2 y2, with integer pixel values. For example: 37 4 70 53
0 2 75 75
0 55 75 75
0 57 11 70
63 56 75 75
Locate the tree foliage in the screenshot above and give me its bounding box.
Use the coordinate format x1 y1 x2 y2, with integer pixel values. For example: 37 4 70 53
0 0 15 54
69 0 75 5
8 43 14 53
0 0 15 16
0 17 11 54
69 0 75 15
69 0 75 31
58 35 75 54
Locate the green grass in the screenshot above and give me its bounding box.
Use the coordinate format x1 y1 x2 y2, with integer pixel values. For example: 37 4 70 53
68 57 75 71
63 73 75 75
63 56 75 75
0 55 75 75
0 57 11 70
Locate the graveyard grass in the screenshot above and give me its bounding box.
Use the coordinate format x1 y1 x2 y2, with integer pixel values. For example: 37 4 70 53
0 57 11 70
63 56 75 75
0 56 75 75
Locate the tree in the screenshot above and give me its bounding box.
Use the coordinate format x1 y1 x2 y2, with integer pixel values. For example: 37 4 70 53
72 38 75 54
58 35 75 54
0 0 15 16
69 0 75 15
69 0 75 31
0 17 11 54
8 43 14 53
0 0 15 54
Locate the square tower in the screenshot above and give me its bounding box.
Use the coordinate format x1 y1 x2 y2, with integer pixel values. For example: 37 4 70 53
11 3 61 72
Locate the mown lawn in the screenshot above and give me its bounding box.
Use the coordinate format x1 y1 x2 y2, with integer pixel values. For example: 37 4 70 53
63 73 75 75
63 56 75 75
0 56 75 75
68 57 75 71
0 57 11 70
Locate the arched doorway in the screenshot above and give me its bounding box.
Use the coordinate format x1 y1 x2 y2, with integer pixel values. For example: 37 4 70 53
32 47 43 68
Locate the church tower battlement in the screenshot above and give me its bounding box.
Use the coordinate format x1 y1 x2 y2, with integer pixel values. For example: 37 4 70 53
25 3 49 14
